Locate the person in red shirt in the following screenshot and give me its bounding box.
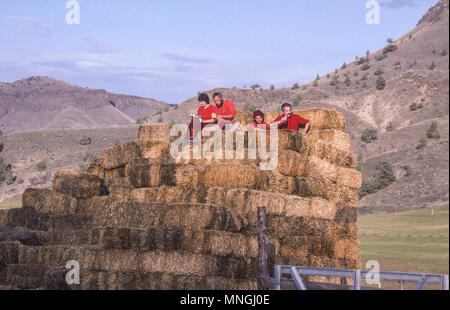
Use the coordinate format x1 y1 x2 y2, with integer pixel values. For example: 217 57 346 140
271 103 310 134
248 109 270 130
213 92 236 129
188 93 218 137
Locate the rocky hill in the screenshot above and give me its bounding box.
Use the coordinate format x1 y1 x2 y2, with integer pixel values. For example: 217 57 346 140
0 76 169 134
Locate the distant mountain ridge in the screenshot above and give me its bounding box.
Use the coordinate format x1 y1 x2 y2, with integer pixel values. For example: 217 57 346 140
0 76 169 134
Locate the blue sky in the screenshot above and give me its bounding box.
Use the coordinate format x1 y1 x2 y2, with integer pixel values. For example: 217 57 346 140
0 0 438 103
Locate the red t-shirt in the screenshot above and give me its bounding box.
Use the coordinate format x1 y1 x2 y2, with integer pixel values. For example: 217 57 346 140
197 105 218 121
272 113 310 131
248 122 270 130
217 100 236 120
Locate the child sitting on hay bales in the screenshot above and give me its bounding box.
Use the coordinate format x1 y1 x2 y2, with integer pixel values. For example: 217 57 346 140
188 93 219 138
271 103 311 134
248 110 270 130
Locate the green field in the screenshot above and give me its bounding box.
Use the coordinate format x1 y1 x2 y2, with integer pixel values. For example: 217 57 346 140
358 206 449 289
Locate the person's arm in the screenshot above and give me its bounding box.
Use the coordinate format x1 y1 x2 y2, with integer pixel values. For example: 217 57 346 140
272 115 287 127
303 122 310 135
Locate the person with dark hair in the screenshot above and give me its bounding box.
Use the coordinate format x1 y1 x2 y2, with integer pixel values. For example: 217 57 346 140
213 92 236 129
249 109 270 130
271 103 310 134
188 93 218 138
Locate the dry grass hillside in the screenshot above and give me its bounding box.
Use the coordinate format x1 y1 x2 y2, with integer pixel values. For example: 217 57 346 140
0 76 169 134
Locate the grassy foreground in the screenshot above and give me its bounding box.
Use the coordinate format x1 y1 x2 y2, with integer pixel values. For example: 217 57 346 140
358 206 449 289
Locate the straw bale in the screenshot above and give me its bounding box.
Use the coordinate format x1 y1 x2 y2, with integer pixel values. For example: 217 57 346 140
334 206 358 223
22 188 79 214
277 150 307 177
46 214 94 232
300 136 356 168
137 139 173 162
257 171 297 195
4 264 48 289
296 109 346 131
309 130 351 151
53 171 109 199
85 163 105 179
333 239 360 260
0 241 21 265
79 201 247 233
138 124 174 142
278 155 361 189
277 236 336 258
295 177 359 207
108 185 207 204
6 207 49 231
33 230 91 246
0 227 40 246
125 160 176 188
202 164 260 189
206 187 336 221
175 165 204 190
234 110 254 126
0 211 7 227
99 142 141 169
104 167 126 185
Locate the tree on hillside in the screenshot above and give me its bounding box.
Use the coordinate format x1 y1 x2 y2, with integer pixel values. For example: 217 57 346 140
0 129 2 136
270 85 275 90
292 83 300 90
387 38 394 44
361 129 378 143
359 160 396 198
376 76 386 90
416 134 427 150
428 62 436 70
426 120 440 139
250 84 261 90
341 63 347 70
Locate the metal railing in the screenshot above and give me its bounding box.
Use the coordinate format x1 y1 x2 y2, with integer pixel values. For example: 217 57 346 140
272 265 449 290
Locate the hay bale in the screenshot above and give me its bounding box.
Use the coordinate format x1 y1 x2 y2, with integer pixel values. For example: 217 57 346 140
175 165 204 190
99 142 141 170
277 150 307 177
6 207 49 231
22 188 79 214
202 164 260 189
295 177 359 207
278 155 361 189
125 160 176 188
53 171 109 199
108 186 207 204
0 211 7 227
206 187 336 221
0 241 21 265
138 125 174 142
298 109 346 131
234 110 253 126
334 206 358 223
137 139 173 162
309 130 350 151
300 136 356 169
79 201 247 233
104 167 126 186
86 164 105 179
333 239 360 260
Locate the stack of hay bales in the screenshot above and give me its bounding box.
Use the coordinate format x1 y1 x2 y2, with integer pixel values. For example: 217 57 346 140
0 108 361 290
